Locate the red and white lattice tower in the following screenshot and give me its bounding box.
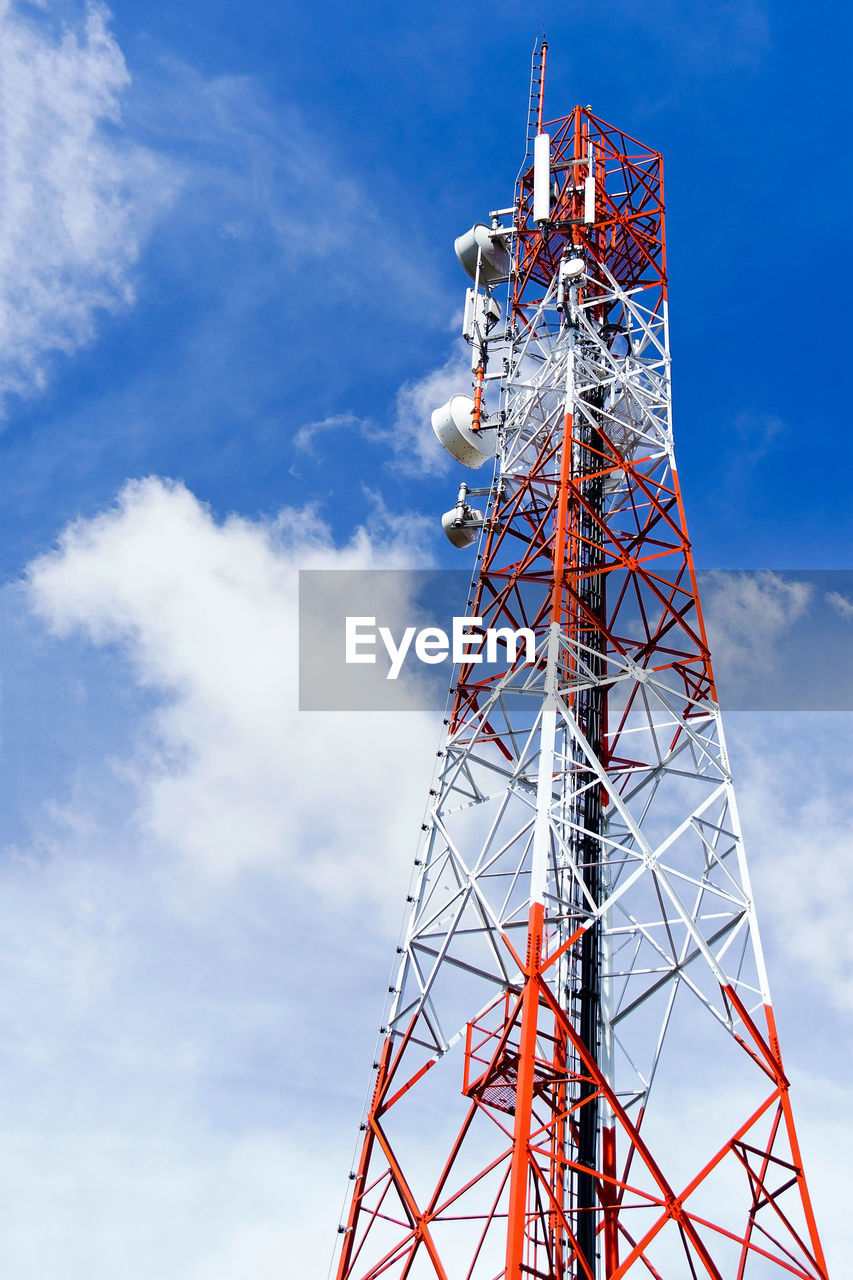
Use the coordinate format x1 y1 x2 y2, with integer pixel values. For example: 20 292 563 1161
333 41 829 1280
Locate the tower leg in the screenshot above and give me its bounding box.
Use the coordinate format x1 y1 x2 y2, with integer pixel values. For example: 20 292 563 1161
505 902 545 1280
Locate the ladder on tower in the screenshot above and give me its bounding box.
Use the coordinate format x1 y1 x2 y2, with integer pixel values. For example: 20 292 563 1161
515 37 548 189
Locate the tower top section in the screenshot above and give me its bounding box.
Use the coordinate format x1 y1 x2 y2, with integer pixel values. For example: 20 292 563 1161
483 39 667 339
513 104 666 329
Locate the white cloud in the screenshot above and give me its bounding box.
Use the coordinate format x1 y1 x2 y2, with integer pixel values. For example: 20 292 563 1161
384 341 475 476
826 588 853 619
11 476 451 1274
702 570 811 687
27 477 440 910
787 1068 853 1276
12 490 852 1277
0 1 174 406
0 769 387 1275
289 344 477 477
289 340 478 477
292 411 368 455
0 1128 345 1280
728 715 853 1013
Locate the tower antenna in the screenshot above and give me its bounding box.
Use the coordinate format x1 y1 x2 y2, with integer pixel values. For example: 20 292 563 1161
537 37 548 132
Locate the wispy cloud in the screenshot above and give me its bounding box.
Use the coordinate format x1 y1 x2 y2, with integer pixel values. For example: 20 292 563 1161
826 589 853 620
382 342 474 476
608 0 771 70
125 59 450 327
732 409 786 464
292 411 369 456
727 407 788 473
0 3 453 438
702 569 811 682
731 716 853 1016
0 1 176 408
289 343 475 478
718 410 788 499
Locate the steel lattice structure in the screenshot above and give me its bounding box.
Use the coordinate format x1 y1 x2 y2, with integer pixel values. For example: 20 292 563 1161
333 43 828 1280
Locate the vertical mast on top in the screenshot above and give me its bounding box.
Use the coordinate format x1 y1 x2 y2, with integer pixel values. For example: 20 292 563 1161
536 38 547 133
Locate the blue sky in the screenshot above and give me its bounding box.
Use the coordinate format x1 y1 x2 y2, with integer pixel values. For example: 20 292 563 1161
0 0 850 1274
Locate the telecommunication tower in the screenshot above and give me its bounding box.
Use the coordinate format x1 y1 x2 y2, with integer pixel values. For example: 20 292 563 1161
333 42 828 1280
